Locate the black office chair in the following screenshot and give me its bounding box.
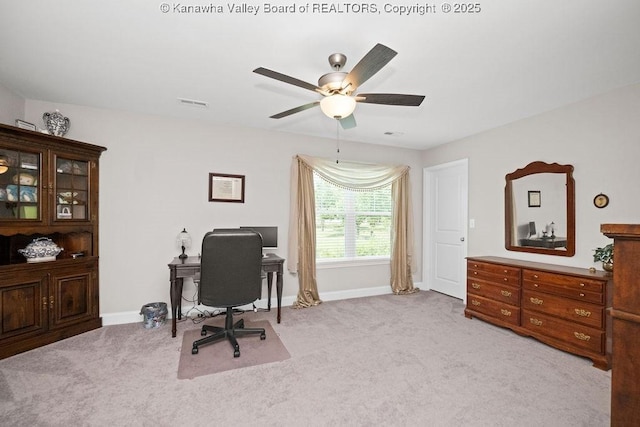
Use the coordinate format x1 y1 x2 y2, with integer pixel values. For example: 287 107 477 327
191 229 266 357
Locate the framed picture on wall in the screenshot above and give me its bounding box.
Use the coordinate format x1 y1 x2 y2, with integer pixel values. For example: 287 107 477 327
528 190 541 207
208 173 245 203
15 120 37 131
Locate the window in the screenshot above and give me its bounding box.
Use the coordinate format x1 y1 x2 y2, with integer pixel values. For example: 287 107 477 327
314 172 392 261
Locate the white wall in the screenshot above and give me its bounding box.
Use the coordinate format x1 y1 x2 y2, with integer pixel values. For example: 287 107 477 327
0 84 25 125
422 83 640 269
5 82 638 323
22 100 424 322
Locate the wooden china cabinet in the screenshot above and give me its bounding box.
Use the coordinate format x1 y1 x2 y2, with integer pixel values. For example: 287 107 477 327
601 224 640 426
0 123 106 359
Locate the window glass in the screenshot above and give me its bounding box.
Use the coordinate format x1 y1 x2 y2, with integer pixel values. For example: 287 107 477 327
314 173 391 261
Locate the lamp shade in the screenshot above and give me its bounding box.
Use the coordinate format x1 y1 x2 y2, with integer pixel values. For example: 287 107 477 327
176 228 192 259
176 228 192 248
320 95 356 119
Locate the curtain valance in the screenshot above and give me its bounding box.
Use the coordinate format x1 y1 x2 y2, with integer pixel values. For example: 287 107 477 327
298 154 409 190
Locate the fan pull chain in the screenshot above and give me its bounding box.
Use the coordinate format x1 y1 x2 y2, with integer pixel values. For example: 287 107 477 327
335 119 340 164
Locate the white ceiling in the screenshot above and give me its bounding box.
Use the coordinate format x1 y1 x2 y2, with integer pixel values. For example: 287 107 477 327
1 1 639 150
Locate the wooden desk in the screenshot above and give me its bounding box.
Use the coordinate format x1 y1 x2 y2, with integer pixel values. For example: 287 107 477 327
168 254 285 338
519 237 567 249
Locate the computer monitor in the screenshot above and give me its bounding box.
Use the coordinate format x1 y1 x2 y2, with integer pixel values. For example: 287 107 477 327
239 226 278 249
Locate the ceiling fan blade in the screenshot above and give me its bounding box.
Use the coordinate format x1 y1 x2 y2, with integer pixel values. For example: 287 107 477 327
356 93 425 106
341 44 397 92
270 101 320 119
339 114 356 129
254 67 324 94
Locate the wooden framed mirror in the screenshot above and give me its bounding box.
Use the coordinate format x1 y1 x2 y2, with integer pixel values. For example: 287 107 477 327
505 161 575 256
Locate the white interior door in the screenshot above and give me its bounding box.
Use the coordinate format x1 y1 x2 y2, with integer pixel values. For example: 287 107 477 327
424 159 468 300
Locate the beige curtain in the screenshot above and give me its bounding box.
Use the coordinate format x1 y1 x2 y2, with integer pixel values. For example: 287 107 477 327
288 155 416 308
288 157 322 307
391 172 418 294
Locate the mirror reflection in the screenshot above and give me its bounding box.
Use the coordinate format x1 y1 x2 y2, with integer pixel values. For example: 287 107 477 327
505 161 575 257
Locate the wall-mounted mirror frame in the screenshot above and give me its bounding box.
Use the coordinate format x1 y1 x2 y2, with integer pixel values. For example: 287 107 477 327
505 161 575 256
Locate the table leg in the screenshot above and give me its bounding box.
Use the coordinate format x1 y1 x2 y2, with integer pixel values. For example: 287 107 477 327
276 271 283 323
266 272 273 311
170 277 184 338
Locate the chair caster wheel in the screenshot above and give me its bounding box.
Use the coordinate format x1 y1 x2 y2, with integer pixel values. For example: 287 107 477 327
192 347 199 354
200 329 207 336
260 334 266 340
234 350 240 358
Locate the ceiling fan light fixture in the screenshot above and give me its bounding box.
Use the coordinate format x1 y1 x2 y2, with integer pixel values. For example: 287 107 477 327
320 94 356 119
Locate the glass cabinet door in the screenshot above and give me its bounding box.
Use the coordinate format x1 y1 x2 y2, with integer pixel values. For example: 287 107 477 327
0 149 40 220
55 157 89 221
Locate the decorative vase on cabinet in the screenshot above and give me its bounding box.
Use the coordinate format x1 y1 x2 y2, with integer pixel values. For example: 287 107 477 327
43 110 70 137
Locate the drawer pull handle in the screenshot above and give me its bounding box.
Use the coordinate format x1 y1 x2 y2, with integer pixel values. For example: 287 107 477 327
501 290 512 297
574 332 591 342
500 309 512 317
574 308 591 317
530 297 544 305
471 283 481 289
471 300 481 306
530 318 543 326
503 278 508 281
533 283 539 287
473 271 478 275
580 283 585 287
579 293 585 297
533 274 539 279
473 264 478 268
503 269 508 273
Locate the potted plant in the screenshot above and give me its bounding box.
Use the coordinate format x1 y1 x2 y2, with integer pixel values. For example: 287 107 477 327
593 243 614 272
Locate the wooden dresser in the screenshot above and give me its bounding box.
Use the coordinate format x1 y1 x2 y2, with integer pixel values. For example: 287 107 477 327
465 256 612 370
601 224 640 426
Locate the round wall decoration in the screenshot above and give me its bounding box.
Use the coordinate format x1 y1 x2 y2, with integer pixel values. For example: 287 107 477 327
593 193 609 208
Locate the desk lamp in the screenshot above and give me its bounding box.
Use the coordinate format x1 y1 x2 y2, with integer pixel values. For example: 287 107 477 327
176 228 192 260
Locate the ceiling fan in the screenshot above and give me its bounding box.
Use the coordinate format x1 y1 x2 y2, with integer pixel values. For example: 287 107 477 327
253 43 425 129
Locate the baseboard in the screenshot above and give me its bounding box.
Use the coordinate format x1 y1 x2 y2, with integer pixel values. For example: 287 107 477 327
101 283 421 326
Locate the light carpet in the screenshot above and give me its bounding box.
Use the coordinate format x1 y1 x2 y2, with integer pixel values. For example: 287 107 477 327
0 291 611 426
178 319 290 379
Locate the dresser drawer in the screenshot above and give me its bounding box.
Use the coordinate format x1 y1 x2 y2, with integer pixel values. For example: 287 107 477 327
467 278 520 305
467 294 520 326
468 261 521 287
522 309 604 354
522 269 604 293
522 290 604 329
522 280 603 304
468 261 520 278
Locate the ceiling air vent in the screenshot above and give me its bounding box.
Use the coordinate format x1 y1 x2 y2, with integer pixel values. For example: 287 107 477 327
177 98 209 108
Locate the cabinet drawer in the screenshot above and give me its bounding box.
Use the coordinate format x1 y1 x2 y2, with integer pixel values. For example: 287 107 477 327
468 261 520 278
522 290 603 329
523 279 603 304
522 309 604 354
468 262 520 287
467 294 520 326
467 279 520 305
522 269 604 293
